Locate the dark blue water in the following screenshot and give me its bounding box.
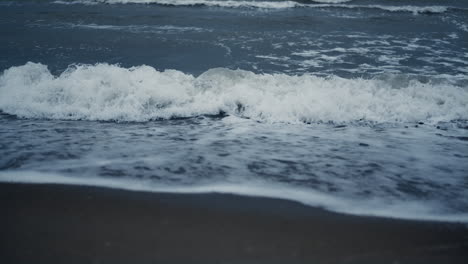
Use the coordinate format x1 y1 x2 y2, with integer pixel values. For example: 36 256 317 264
1 0 467 222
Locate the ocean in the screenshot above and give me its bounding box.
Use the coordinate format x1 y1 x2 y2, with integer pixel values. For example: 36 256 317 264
0 0 467 222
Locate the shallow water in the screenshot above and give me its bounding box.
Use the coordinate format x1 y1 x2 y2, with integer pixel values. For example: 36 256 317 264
1 0 467 222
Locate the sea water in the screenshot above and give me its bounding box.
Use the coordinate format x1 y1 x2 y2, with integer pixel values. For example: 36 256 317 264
0 0 467 222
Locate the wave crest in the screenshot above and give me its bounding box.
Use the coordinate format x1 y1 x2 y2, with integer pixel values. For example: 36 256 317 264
52 0 452 14
1 62 467 123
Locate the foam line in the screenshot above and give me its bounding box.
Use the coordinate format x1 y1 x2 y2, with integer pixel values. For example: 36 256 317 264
1 170 467 223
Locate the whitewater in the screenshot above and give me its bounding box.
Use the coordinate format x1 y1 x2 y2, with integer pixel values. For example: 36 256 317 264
53 0 459 14
1 62 467 123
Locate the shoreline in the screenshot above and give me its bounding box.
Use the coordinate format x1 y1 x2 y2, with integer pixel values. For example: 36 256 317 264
1 171 466 223
1 182 468 263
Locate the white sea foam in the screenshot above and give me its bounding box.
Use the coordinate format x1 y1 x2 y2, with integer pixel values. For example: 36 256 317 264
52 0 453 14
309 0 351 3
53 0 99 5
368 5 449 15
1 62 467 123
1 170 467 223
312 3 450 14
118 0 300 8
377 55 409 65
450 19 468 32
28 22 210 33
54 0 302 8
70 23 209 33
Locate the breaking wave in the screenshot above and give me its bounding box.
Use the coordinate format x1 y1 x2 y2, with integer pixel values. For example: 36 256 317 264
1 62 467 123
53 0 303 8
320 4 450 15
52 0 454 14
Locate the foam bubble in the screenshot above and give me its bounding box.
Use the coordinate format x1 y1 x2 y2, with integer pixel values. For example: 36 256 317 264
1 62 467 124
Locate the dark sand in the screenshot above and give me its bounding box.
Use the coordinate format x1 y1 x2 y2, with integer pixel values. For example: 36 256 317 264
1 183 467 264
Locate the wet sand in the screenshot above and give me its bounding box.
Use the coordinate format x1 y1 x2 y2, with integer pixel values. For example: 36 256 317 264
1 182 467 264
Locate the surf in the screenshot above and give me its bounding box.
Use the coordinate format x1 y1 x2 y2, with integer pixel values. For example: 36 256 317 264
1 62 467 124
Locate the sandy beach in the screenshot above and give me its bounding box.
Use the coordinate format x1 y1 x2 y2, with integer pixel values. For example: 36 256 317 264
1 182 467 264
